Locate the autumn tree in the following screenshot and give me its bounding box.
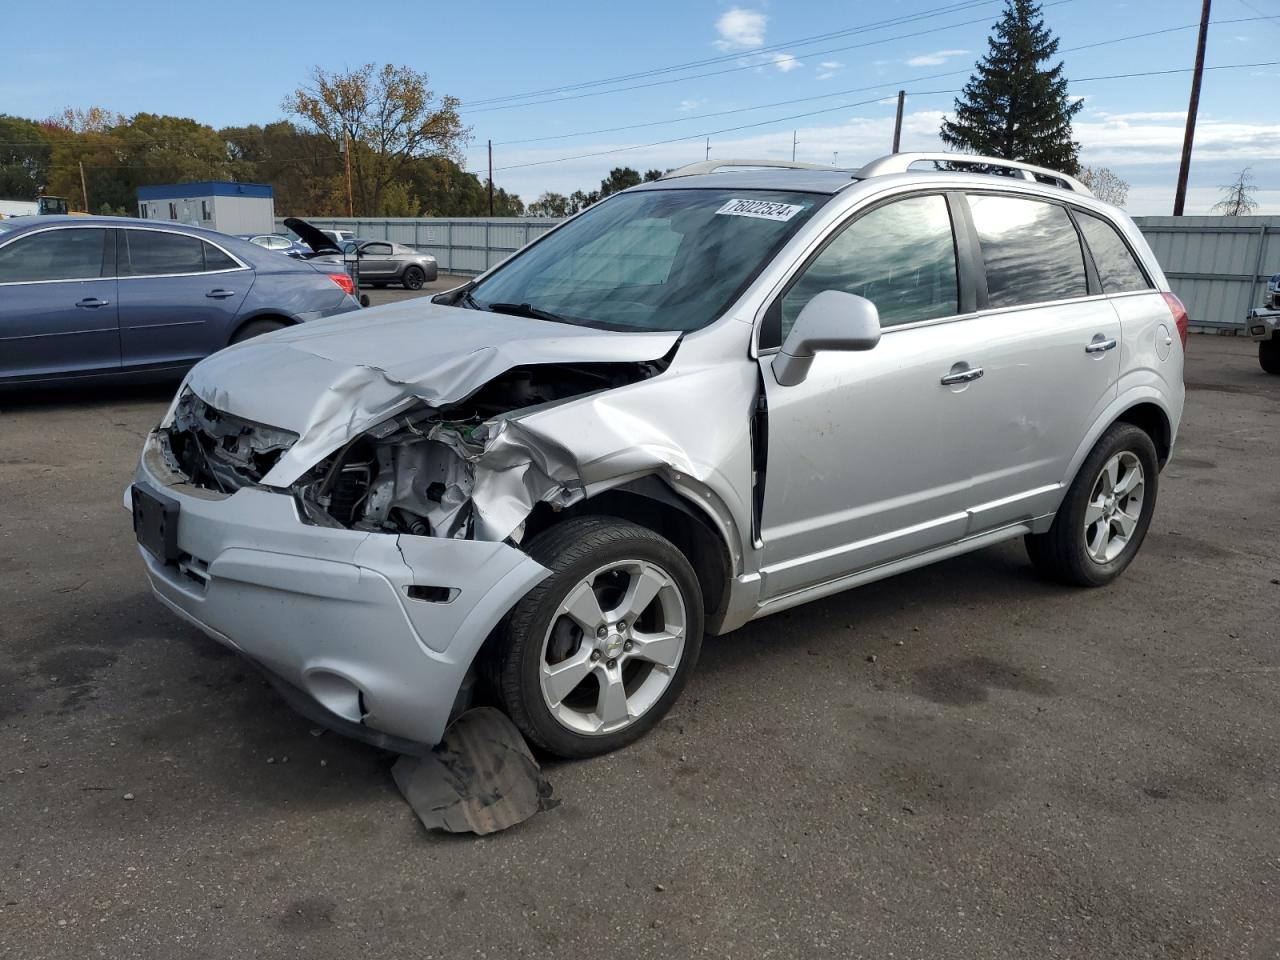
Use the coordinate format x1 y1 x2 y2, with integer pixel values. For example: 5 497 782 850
283 63 467 216
0 116 51 199
1077 166 1130 207
1211 167 1259 216
940 0 1082 173
528 192 570 217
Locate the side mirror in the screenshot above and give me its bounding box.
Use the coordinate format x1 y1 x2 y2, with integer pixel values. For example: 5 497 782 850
771 290 881 386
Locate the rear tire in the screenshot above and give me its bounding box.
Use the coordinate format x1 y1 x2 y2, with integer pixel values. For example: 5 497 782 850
1260 338 1280 375
491 517 703 759
230 319 286 344
1026 423 1159 587
403 266 425 290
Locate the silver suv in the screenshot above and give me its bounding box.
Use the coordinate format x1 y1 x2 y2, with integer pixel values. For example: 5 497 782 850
129 153 1186 758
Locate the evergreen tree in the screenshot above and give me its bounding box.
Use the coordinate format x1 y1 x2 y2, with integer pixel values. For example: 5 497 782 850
940 0 1082 173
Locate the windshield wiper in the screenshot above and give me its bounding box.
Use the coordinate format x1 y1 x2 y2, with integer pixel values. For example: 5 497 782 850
484 301 581 325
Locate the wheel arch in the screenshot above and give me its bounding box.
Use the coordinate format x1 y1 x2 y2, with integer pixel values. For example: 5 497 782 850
227 311 296 346
521 475 735 630
1065 389 1177 491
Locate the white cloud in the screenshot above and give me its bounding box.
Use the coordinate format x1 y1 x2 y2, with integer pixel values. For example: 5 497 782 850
906 48 970 67
771 53 802 73
677 98 706 113
714 8 766 51
816 60 843 80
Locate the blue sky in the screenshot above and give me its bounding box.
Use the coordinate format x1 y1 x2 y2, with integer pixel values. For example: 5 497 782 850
4 0 1278 213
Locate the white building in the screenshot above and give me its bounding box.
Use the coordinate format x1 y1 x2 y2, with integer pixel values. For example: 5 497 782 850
137 181 275 235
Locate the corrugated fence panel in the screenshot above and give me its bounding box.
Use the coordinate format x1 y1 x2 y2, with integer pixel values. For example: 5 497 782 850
276 215 1277 330
1134 216 1279 331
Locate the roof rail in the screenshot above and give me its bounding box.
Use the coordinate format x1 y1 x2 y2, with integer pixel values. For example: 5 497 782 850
853 152 1093 197
660 158 843 180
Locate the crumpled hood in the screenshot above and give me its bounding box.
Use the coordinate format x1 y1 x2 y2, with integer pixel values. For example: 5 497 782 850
183 299 680 484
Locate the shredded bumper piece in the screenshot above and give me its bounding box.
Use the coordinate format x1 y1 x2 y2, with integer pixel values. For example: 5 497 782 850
130 434 551 748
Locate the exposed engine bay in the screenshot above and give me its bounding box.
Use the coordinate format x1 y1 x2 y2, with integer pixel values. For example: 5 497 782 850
162 360 668 542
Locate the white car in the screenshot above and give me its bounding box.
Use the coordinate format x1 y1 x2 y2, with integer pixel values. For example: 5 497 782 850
129 153 1186 759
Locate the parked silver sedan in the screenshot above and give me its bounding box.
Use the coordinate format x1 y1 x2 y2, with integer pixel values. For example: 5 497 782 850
339 239 438 289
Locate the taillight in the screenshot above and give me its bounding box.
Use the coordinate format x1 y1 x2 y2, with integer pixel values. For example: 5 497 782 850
327 272 355 296
1161 292 1189 348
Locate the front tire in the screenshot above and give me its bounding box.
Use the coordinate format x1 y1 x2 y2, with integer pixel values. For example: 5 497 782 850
1260 338 1280 375
402 266 425 290
1026 423 1159 587
492 517 704 759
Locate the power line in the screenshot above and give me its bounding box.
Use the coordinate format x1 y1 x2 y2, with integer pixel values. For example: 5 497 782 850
465 0 1002 107
490 60 1280 173
462 4 1075 115
493 18 1268 148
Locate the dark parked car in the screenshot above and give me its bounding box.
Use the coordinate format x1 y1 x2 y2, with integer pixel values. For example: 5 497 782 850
0 216 360 386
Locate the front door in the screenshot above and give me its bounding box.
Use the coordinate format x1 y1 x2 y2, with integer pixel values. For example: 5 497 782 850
756 193 981 599
358 241 396 280
0 226 120 382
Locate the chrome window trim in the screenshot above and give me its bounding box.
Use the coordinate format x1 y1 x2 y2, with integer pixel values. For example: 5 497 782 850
0 222 251 287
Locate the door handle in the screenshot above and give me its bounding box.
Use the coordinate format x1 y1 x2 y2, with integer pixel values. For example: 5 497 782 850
75 297 110 308
206 289 237 299
1085 336 1118 354
940 366 984 385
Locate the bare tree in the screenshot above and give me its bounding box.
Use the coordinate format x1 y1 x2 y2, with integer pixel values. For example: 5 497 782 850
1211 167 1259 216
1077 166 1129 207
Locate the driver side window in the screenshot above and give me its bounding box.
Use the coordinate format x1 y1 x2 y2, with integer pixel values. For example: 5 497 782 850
780 194 959 338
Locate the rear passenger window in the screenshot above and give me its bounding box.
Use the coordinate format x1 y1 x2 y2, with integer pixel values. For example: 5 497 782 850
1075 212 1150 293
967 195 1087 309
781 194 958 333
125 230 206 276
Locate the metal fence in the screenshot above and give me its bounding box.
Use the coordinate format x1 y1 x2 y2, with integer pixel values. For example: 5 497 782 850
275 217 563 276
1133 216 1279 332
281 214 1280 332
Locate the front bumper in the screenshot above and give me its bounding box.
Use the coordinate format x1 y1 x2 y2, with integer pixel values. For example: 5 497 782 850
1247 308 1278 342
128 433 549 748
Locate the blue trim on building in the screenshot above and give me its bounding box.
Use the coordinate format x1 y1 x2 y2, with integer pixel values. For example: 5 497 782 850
137 181 273 201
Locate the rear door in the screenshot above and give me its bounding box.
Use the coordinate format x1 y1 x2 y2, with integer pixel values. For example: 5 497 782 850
116 228 252 370
0 226 120 382
956 193 1122 531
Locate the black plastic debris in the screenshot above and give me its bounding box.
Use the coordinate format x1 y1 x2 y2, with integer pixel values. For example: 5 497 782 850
392 707 556 836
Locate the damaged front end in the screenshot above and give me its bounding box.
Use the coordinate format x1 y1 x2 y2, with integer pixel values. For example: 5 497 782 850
287 361 670 542
163 391 299 492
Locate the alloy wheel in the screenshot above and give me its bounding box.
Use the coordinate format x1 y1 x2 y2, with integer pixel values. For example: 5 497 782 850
539 559 687 736
1084 451 1145 564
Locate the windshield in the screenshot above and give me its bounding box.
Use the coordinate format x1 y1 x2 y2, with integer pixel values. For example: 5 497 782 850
468 188 825 332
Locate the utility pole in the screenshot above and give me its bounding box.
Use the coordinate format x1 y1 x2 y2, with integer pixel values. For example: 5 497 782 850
1173 0 1211 216
892 90 906 153
78 161 90 213
342 130 354 218
705 137 710 161
487 139 494 216
792 130 798 162
833 151 839 167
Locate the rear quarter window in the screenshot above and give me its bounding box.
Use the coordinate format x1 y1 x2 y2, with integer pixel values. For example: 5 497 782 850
1075 212 1151 294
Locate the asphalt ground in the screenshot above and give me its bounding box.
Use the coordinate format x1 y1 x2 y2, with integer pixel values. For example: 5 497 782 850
1 322 1277 959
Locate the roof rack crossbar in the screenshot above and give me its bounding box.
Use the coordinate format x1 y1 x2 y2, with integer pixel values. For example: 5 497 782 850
853 152 1093 197
659 158 844 180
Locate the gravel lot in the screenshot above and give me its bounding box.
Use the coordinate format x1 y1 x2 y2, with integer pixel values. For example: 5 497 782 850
1 323 1277 959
